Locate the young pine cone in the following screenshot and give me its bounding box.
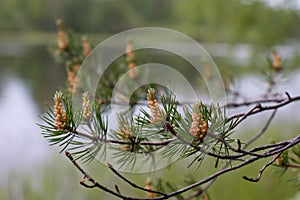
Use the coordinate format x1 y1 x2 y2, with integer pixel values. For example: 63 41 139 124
125 40 138 79
53 91 68 130
56 20 68 54
145 179 157 198
272 51 281 71
190 103 208 142
147 88 164 124
82 91 91 120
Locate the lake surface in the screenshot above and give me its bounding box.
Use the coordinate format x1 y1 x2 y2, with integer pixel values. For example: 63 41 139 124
0 44 62 186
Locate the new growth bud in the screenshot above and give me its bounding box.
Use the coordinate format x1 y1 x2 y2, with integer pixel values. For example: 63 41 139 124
53 91 68 130
82 91 91 120
56 19 68 54
275 154 284 166
190 102 208 142
82 36 91 56
117 126 132 151
66 62 80 93
145 178 157 198
147 88 164 124
272 51 281 71
126 40 138 79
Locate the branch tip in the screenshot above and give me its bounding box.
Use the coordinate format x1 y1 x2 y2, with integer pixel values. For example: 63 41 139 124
285 92 291 100
65 151 72 158
107 163 113 168
242 176 259 182
115 185 121 194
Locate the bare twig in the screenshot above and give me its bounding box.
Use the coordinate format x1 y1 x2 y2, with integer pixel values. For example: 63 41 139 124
65 151 126 199
242 154 280 182
164 134 300 199
107 163 167 197
225 97 285 108
284 164 300 168
226 95 300 123
243 109 277 149
65 132 300 200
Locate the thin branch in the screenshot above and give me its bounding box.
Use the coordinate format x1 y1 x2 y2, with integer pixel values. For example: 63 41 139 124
243 109 277 149
65 151 126 199
183 180 214 200
284 163 300 168
69 127 177 146
91 95 287 109
207 131 265 158
225 97 285 108
67 127 99 141
242 153 280 182
107 163 167 197
164 122 244 160
226 95 300 123
164 134 300 199
227 103 262 128
249 141 288 152
183 188 205 200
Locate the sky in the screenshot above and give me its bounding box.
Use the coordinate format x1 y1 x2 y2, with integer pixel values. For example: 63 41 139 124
263 0 300 8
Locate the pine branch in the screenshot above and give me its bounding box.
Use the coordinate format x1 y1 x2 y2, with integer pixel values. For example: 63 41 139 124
65 134 300 199
38 22 300 199
226 94 300 124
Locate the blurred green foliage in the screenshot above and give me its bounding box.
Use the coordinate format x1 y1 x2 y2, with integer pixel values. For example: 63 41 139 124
173 0 300 45
0 0 299 46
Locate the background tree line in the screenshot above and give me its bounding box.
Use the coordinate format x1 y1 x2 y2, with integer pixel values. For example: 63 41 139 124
1 0 299 46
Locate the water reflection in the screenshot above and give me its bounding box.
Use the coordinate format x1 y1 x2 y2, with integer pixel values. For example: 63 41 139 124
0 77 49 185
0 44 65 186
0 44 65 110
229 70 300 122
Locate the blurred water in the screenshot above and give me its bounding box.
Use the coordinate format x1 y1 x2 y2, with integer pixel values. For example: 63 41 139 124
0 44 64 188
0 77 49 185
227 70 300 123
